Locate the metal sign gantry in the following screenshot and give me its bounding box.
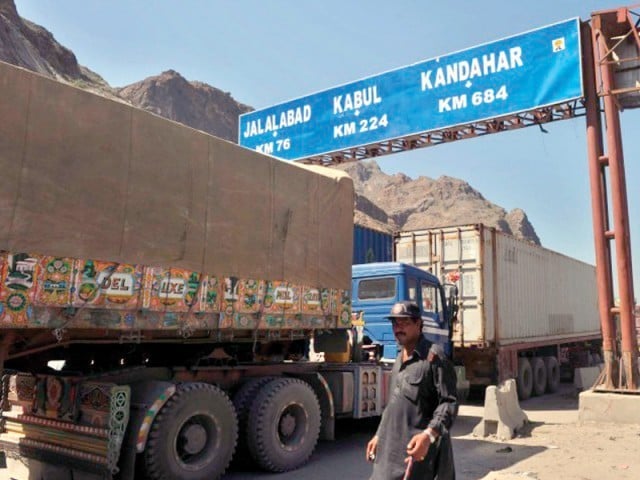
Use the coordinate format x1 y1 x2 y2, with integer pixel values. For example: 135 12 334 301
240 19 584 162
297 100 584 166
298 6 640 392
586 5 640 391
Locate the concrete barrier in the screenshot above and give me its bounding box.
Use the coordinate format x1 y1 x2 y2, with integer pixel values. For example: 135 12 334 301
579 389 640 425
573 365 603 391
473 379 528 441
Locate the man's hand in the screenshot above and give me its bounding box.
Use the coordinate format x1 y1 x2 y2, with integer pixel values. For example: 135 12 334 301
366 435 379 462
405 431 433 463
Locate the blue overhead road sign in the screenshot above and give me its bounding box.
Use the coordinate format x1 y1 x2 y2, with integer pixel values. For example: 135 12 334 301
239 18 583 161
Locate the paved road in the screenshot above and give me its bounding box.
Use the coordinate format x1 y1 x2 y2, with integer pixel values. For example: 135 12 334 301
223 401 489 479
0 384 581 480
223 416 379 480
223 385 580 480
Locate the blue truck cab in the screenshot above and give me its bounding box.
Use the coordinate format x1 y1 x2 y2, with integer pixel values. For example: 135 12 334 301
351 262 456 360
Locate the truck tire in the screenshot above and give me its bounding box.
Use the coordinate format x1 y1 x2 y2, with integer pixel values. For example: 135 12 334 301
144 382 238 480
233 376 276 461
517 358 533 400
247 377 321 472
531 357 547 396
544 356 561 393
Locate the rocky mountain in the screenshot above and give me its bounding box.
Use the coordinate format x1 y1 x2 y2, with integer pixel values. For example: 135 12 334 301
0 0 540 245
118 70 251 142
0 0 249 140
337 161 541 244
0 0 115 98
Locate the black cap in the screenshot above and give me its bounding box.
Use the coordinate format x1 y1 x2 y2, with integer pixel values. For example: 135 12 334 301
385 301 421 320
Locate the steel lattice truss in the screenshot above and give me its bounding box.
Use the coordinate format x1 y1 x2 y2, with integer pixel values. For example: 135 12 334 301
296 99 585 166
593 5 640 103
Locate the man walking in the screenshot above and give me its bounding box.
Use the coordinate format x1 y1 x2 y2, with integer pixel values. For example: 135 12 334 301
366 301 458 479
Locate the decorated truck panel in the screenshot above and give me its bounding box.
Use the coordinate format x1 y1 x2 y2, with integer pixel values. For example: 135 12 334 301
0 253 350 332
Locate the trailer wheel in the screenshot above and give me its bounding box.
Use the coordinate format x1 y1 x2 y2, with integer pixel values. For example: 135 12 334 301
144 382 237 480
531 357 547 396
544 356 561 393
517 358 533 400
233 376 276 460
247 377 321 472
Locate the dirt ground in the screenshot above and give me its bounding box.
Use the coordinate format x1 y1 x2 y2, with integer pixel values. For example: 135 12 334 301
454 385 640 480
2 384 640 480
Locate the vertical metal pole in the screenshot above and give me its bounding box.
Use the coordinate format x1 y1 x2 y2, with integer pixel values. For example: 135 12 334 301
593 12 639 390
583 21 618 389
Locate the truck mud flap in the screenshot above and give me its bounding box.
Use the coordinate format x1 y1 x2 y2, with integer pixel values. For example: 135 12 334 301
0 373 130 477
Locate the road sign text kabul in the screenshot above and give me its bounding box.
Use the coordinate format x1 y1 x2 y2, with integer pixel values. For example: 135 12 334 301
239 18 583 161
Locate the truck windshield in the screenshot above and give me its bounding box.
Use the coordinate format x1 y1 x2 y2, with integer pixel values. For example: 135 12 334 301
357 277 396 300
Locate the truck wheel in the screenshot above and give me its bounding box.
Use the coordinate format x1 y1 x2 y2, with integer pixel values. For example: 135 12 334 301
517 358 533 400
233 376 275 461
247 377 321 472
531 357 547 396
544 356 561 393
144 382 238 480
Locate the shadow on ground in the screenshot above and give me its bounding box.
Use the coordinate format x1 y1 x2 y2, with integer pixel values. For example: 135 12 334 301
224 414 549 479
518 390 579 412
224 417 379 479
453 437 546 480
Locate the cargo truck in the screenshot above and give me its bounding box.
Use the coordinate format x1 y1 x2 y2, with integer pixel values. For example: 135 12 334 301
0 61 459 480
387 224 603 399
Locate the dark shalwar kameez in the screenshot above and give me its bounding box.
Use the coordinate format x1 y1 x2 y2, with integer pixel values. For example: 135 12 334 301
370 335 458 480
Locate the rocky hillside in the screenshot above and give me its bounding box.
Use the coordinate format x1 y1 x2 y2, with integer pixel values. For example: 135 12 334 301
0 0 115 97
0 0 248 140
337 161 540 244
118 70 251 142
0 0 540 244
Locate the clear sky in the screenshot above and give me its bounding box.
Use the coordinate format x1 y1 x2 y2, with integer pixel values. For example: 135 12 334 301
14 0 640 299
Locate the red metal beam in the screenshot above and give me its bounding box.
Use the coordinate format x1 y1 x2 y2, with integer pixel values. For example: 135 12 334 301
296 102 583 166
591 7 639 391
583 21 619 390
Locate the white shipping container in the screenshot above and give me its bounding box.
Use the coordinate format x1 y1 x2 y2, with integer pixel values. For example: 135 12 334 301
395 225 601 347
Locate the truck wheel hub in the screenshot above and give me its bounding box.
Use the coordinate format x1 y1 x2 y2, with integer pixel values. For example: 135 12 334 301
180 423 207 455
279 413 296 437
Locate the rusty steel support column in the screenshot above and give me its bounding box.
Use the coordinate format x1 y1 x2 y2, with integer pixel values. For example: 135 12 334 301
583 21 618 389
592 10 639 390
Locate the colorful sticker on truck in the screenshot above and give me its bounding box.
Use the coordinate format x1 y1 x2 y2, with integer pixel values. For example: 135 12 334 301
0 253 39 325
143 267 205 312
35 256 74 306
0 251 350 331
73 260 142 310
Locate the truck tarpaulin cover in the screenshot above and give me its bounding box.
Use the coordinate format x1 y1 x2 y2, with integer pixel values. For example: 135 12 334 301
0 61 354 291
